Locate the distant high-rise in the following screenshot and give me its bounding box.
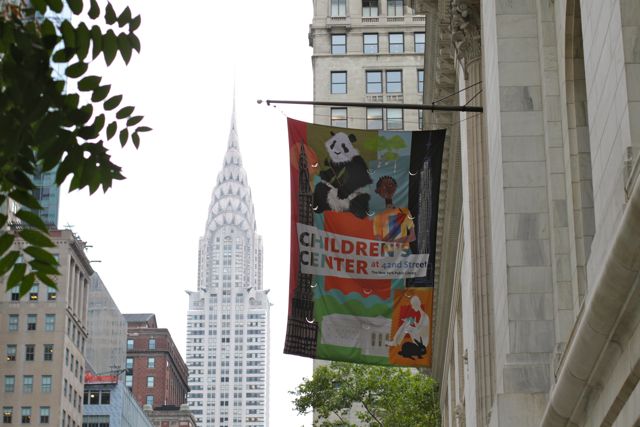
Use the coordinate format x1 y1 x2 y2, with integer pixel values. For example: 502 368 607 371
186 110 270 427
29 167 61 228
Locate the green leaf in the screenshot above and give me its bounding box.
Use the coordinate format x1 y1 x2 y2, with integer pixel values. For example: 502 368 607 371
116 106 135 119
119 128 129 146
67 0 82 14
117 33 132 64
135 126 152 133
31 0 47 13
132 132 140 148
36 272 58 289
129 33 141 53
129 15 142 32
88 0 100 19
19 229 55 248
78 75 101 91
90 25 102 59
102 30 118 65
105 2 117 25
18 273 36 297
127 115 143 127
7 263 26 290
91 85 111 102
52 48 74 63
60 20 76 49
24 246 59 266
0 251 20 276
45 0 63 13
15 210 49 233
40 19 56 37
66 62 88 78
103 95 122 111
8 190 42 210
106 121 117 140
29 260 60 276
75 22 91 60
0 234 16 256
117 6 132 27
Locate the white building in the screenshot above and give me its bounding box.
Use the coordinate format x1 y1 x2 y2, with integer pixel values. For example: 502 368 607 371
186 110 270 427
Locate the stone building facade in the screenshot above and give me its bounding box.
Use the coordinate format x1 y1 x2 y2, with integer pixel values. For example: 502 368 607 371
0 229 92 427
411 0 640 425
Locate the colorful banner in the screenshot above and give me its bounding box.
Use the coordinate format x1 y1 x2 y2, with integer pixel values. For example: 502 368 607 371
284 118 445 368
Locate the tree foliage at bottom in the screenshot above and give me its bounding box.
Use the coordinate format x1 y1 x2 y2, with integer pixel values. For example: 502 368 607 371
291 361 440 427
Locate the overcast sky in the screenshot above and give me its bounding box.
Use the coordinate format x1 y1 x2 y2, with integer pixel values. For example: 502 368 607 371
59 1 314 425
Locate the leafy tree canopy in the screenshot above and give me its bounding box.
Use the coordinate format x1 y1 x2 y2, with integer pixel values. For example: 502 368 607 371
291 362 440 427
0 0 149 296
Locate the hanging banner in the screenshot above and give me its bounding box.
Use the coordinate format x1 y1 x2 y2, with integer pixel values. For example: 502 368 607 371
284 118 445 368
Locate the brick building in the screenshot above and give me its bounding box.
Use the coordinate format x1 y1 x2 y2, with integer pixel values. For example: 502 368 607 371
124 314 189 410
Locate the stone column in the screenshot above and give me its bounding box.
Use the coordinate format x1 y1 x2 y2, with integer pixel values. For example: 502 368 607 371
452 1 495 425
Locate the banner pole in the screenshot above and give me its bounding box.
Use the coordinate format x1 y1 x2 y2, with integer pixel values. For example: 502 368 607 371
258 99 482 113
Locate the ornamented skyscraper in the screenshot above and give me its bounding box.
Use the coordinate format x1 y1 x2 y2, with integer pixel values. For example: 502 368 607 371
186 110 270 427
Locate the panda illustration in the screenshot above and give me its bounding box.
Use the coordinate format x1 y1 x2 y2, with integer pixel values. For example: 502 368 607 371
313 132 372 218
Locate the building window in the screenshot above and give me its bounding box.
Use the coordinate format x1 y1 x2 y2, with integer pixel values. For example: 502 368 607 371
11 290 19 301
386 108 404 130
367 108 383 130
44 314 55 331
148 339 156 350
386 70 402 93
20 407 30 424
147 376 154 387
23 376 33 393
331 34 346 54
28 285 38 301
8 314 18 331
46 288 56 300
362 0 378 17
4 376 15 392
127 339 134 350
25 345 34 361
39 408 49 424
147 357 155 368
6 345 16 361
366 70 382 93
330 71 347 94
2 407 12 424
126 357 133 371
26 314 36 331
125 375 132 388
146 395 154 406
331 108 347 128
41 376 52 393
418 69 424 93
387 0 403 16
44 344 53 361
363 33 378 53
419 111 424 130
389 33 404 53
414 32 425 53
331 0 346 17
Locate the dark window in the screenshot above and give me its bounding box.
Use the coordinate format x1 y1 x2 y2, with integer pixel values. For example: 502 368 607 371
2 407 12 423
363 33 378 54
26 315 36 331
44 344 53 361
39 408 49 424
362 0 378 17
331 34 346 54
20 407 30 424
6 345 16 361
25 345 34 361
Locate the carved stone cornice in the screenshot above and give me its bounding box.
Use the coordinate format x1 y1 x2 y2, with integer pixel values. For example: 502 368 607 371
450 0 481 69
